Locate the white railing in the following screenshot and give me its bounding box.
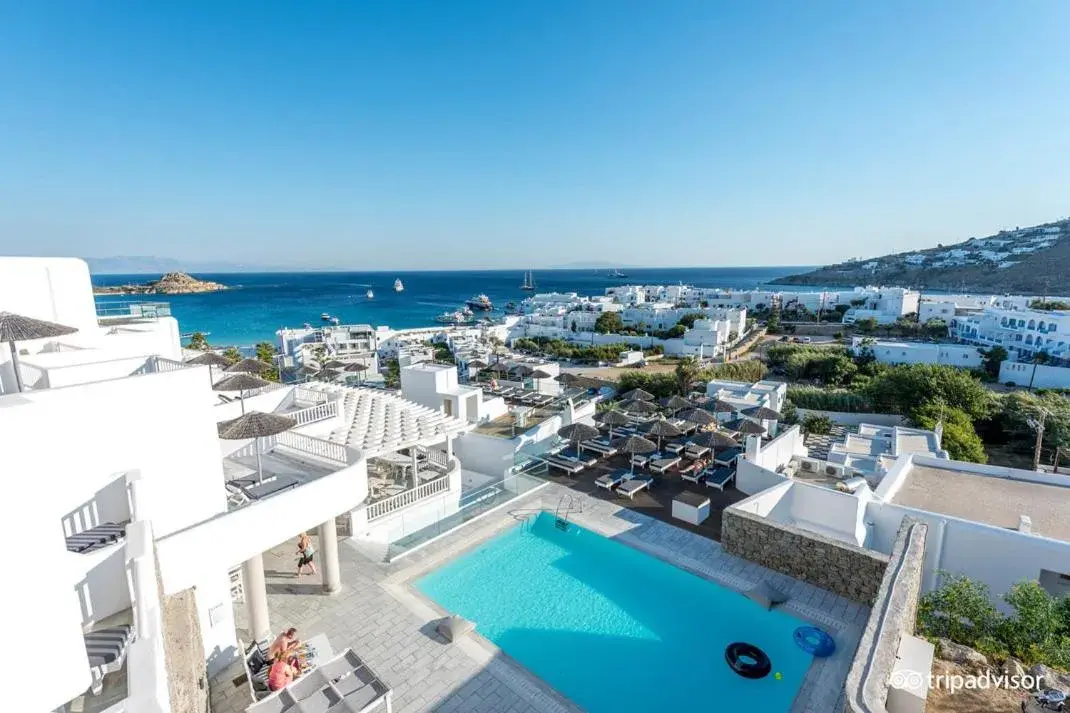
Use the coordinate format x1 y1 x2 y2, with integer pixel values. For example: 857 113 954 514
294 386 329 405
425 448 449 469
275 430 350 466
291 400 338 426
152 356 189 373
367 474 450 522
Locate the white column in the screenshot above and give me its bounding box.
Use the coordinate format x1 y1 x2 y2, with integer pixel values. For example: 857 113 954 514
318 518 341 594
242 553 270 643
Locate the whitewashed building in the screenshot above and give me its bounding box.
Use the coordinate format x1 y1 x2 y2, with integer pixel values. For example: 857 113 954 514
850 338 984 368
950 306 1070 363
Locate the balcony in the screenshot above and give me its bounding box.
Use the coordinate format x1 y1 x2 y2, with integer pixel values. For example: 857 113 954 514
94 301 172 325
16 353 190 392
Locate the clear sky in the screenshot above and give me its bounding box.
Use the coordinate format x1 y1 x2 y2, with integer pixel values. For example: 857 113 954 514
1 1 1068 270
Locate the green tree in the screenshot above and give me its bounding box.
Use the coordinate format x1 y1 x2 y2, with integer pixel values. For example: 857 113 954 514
570 320 577 333
222 347 242 365
863 364 993 419
674 357 699 395
187 332 210 351
980 346 1008 379
999 580 1062 660
676 312 708 329
917 574 999 648
665 324 686 338
801 414 833 435
766 307 781 333
923 319 949 340
855 317 879 333
383 358 401 388
594 312 623 334
253 342 281 381
911 403 987 463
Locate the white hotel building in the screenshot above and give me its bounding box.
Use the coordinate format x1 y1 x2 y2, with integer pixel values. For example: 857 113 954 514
6 257 568 713
950 305 1070 364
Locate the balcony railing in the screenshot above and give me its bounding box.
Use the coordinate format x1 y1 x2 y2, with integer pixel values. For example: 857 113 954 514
150 356 189 373
291 400 338 426
95 301 172 321
367 473 450 522
293 386 329 405
275 430 350 466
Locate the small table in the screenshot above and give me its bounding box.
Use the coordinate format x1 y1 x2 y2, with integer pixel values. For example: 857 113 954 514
672 491 710 526
302 633 334 670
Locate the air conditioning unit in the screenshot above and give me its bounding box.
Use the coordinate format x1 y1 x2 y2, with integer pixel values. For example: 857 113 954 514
800 458 819 473
825 463 846 478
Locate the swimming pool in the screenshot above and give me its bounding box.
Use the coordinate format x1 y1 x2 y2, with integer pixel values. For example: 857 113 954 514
416 512 815 713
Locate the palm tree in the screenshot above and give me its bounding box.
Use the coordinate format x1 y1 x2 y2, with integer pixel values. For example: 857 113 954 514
222 346 242 365
187 331 210 351
674 357 699 396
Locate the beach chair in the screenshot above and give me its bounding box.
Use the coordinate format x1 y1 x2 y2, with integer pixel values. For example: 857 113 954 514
630 454 651 469
715 447 743 466
65 521 129 554
581 439 618 457
84 624 133 695
683 443 711 460
678 461 706 483
595 469 630 490
618 474 654 499
664 440 686 455
544 455 584 475
559 446 598 467
649 456 681 474
704 466 736 491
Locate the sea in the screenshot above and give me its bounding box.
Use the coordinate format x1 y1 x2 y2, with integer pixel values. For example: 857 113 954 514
92 266 818 348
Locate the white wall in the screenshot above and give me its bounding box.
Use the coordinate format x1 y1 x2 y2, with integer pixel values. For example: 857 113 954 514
1000 361 1070 389
796 408 908 427
453 432 519 478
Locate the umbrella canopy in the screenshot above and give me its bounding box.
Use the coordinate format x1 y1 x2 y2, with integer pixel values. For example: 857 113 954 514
217 410 298 484
642 417 683 451
620 387 655 401
511 363 535 377
612 434 658 474
660 395 693 411
620 398 658 414
342 362 369 372
213 373 271 392
226 358 270 374
555 373 582 385
705 398 739 414
557 422 600 443
320 359 346 370
0 311 79 393
466 359 488 369
688 429 738 449
297 365 320 378
217 411 297 440
185 352 230 367
678 408 717 426
595 408 629 439
724 418 766 435
487 362 513 375
530 368 553 380
318 368 342 380
744 406 782 420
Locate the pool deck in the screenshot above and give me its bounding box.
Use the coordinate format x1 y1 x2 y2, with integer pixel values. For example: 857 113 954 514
210 483 868 713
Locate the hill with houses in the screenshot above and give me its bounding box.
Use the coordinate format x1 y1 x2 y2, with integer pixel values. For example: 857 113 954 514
773 218 1070 294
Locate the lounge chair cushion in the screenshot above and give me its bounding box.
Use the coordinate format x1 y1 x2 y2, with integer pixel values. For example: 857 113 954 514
744 581 789 610
437 615 474 642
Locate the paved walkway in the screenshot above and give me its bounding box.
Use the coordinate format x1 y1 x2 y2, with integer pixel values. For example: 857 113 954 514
210 483 869 713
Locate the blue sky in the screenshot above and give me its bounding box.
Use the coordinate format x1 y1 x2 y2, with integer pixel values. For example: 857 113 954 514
1 1 1068 270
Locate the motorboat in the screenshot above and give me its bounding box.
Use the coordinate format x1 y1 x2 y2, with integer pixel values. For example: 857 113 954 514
465 294 493 311
366 290 374 299
320 313 331 321
394 278 404 292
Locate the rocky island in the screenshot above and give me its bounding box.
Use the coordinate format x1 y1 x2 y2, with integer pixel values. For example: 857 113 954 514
94 272 228 295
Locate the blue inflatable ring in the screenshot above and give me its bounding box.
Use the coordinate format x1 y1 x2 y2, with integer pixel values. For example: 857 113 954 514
794 626 835 657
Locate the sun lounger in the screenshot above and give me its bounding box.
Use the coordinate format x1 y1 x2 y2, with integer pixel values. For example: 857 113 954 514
679 462 706 483
230 475 300 500
650 456 681 474
630 454 651 469
618 474 654 499
596 469 630 490
544 455 584 475
65 521 129 554
581 439 618 457
715 447 743 466
704 466 736 491
684 444 711 460
559 446 598 467
664 441 686 455
84 624 133 695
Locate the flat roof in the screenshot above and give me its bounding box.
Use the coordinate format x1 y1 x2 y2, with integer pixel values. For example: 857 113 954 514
892 465 1070 541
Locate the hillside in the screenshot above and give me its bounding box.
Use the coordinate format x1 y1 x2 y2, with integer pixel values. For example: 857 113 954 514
772 218 1070 294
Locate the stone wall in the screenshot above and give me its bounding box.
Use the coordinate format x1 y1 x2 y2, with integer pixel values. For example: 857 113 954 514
721 508 891 604
844 518 928 713
162 587 209 713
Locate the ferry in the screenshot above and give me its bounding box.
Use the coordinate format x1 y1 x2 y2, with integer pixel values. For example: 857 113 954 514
519 270 536 291
465 294 493 311
393 278 404 292
609 268 628 279
366 290 374 299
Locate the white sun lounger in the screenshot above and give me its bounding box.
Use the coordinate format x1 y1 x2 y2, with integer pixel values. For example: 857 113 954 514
704 467 736 491
618 474 654 499
582 439 618 457
596 469 630 490
84 624 133 695
544 455 584 474
679 462 706 483
650 456 681 474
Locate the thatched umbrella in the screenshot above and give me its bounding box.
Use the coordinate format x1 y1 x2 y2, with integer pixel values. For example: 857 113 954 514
321 359 345 370
642 417 682 452
343 361 369 384
595 409 630 440
217 411 297 483
0 311 78 392
297 365 319 381
213 373 271 414
511 363 534 379
226 358 270 375
679 408 717 426
318 367 342 381
612 434 657 474
688 429 738 449
530 368 553 392
186 351 230 386
706 398 738 414
660 394 693 414
620 387 655 402
744 406 781 421
557 422 600 457
555 372 582 385
724 418 766 436
487 361 513 376
620 398 658 415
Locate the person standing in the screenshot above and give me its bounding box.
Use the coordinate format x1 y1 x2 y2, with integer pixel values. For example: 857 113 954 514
295 532 317 577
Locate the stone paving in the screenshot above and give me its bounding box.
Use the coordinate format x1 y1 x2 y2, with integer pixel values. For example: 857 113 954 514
209 483 870 713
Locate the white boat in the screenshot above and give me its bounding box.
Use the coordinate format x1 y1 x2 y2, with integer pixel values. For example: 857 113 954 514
366 290 374 299
465 294 493 311
320 313 331 321
393 278 404 292
435 310 470 324
520 270 536 291
330 317 340 325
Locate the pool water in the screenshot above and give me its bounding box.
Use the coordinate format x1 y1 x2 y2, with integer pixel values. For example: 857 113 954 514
416 512 814 713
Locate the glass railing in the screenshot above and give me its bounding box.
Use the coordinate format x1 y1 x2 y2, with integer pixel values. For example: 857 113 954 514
95 301 172 321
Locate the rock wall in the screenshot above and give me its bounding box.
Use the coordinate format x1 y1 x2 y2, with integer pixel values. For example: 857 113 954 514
721 508 891 604
162 587 209 713
844 518 928 713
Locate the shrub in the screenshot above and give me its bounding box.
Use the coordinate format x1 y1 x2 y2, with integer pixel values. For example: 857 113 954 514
801 414 833 435
910 403 987 463
698 360 767 383
918 574 1000 649
787 386 869 412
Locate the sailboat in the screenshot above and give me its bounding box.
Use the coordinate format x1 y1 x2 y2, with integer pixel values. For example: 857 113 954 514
366 289 374 299
393 278 404 292
520 270 536 291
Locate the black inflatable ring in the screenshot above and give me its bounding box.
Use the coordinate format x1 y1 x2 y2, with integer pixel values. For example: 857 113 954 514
725 642 772 679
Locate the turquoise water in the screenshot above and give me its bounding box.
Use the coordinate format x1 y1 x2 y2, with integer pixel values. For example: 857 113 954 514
416 512 812 713
91 266 814 347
